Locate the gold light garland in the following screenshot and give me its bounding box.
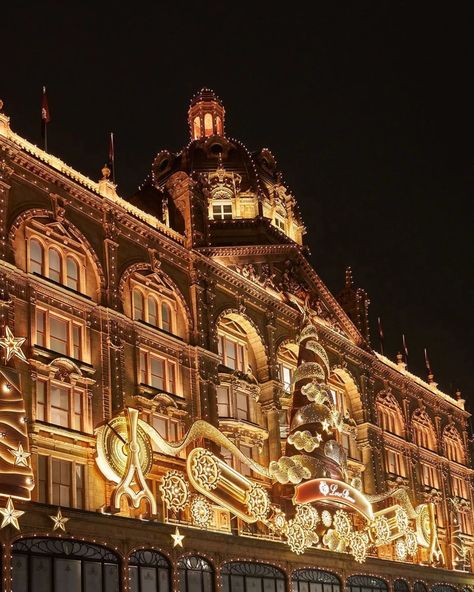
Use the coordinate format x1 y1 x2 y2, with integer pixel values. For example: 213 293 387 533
245 483 271 521
190 495 213 528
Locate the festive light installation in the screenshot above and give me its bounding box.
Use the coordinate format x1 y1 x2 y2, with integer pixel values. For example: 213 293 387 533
94 318 443 565
171 526 185 547
0 496 24 530
50 507 69 532
0 326 27 363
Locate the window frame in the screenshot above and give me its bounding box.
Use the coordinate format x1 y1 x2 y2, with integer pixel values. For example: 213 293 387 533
35 306 85 361
139 350 179 395
37 454 86 509
36 378 90 433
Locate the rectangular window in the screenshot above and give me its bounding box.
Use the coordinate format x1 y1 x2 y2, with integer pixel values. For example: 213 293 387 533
225 339 237 370
36 309 46 347
36 380 46 421
236 392 249 421
50 316 68 354
452 476 468 499
35 309 84 360
280 364 293 394
51 384 70 428
386 449 406 477
217 386 230 417
239 444 253 477
212 203 232 220
422 463 439 489
140 351 178 394
38 456 85 508
220 335 246 372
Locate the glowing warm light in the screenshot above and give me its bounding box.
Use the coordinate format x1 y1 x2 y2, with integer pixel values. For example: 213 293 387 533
0 497 24 530
50 507 69 532
0 327 27 363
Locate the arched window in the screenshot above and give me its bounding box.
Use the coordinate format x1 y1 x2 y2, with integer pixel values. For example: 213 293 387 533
148 296 158 326
204 113 213 136
177 555 213 592
222 562 285 592
193 116 201 139
412 410 437 451
431 586 457 592
393 580 410 592
133 289 145 321
292 568 341 592
129 549 171 592
413 583 428 592
12 538 120 592
346 575 388 592
161 301 172 333
66 256 79 291
216 116 223 135
29 238 44 274
444 424 465 463
48 248 62 283
376 391 404 436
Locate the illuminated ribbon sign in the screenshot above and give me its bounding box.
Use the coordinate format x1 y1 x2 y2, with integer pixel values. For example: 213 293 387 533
294 478 374 521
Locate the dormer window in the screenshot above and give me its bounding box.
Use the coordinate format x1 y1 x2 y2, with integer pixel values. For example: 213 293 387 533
212 203 232 220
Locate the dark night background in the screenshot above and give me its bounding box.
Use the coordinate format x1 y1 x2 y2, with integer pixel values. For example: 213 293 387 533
1 4 473 402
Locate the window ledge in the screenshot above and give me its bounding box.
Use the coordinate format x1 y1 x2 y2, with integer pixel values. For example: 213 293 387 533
136 319 184 342
218 417 268 440
31 272 93 301
32 345 95 375
31 421 95 443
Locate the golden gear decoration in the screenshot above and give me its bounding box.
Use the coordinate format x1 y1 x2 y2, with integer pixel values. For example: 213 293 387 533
395 538 408 561
405 528 418 556
321 509 332 527
415 504 431 546
373 515 391 545
245 483 271 521
271 508 288 533
295 504 319 530
323 529 347 553
96 414 153 480
349 531 369 563
333 509 353 540
395 507 409 534
286 519 309 555
190 495 213 528
159 471 190 512
190 449 221 490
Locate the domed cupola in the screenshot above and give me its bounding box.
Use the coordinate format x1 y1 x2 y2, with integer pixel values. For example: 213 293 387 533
188 88 225 139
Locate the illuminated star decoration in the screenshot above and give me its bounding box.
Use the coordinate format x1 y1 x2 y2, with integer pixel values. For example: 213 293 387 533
0 496 24 530
50 508 69 532
321 419 331 433
9 443 31 467
171 526 185 547
0 326 27 363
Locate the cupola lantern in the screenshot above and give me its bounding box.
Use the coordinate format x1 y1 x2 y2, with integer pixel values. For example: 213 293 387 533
188 88 225 140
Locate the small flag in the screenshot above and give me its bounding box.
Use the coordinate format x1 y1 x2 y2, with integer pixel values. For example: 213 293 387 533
108 132 115 182
377 317 384 355
41 86 51 151
402 334 408 361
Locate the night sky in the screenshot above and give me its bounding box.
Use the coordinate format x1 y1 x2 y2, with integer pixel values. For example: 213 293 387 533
2 5 473 402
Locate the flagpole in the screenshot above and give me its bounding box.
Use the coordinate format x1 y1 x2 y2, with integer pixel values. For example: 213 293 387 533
377 316 384 356
41 86 51 153
109 132 115 184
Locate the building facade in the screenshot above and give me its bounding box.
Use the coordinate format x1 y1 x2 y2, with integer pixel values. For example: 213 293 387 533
0 90 472 592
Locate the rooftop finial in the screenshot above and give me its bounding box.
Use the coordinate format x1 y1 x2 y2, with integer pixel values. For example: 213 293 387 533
101 164 111 180
345 266 354 288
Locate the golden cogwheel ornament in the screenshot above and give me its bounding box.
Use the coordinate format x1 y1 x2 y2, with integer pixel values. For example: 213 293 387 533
160 471 190 512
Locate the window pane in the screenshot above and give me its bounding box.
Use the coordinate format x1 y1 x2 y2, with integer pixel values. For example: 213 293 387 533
84 562 103 592
73 393 82 431
168 362 176 393
55 559 81 592
67 257 79 290
31 556 52 592
225 339 237 369
140 351 147 384
217 386 230 417
236 392 249 420
104 563 119 592
129 566 139 592
36 309 46 347
148 296 158 326
30 239 44 274
51 385 70 427
133 289 144 320
153 416 168 438
50 316 68 354
161 302 172 332
38 455 47 503
73 325 81 359
12 553 28 592
140 567 157 592
49 249 62 283
52 459 71 506
150 357 165 390
37 380 46 421
76 464 85 509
